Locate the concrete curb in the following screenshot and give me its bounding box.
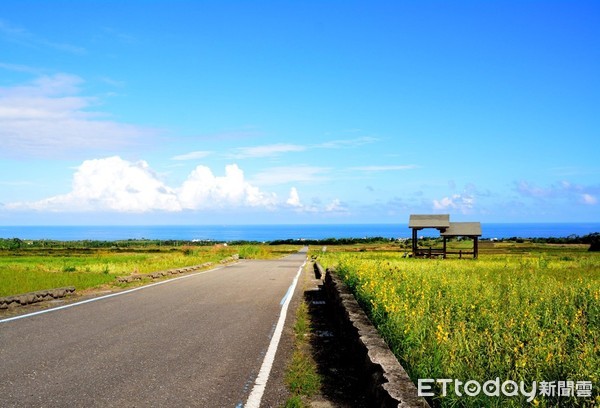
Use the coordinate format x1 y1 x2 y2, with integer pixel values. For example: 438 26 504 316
319 263 430 408
313 260 325 279
0 287 76 309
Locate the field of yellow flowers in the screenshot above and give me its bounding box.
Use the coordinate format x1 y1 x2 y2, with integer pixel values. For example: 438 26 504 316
317 245 599 407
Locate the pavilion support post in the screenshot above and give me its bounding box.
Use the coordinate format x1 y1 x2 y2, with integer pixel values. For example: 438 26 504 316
443 237 447 259
474 237 479 259
412 228 418 256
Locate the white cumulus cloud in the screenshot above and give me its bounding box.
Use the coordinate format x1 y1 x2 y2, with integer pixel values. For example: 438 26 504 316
515 180 600 207
178 164 277 210
5 156 181 212
324 198 349 214
6 158 279 213
286 187 302 207
433 193 474 214
4 157 350 215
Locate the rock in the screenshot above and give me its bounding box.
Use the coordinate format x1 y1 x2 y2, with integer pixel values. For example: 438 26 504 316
19 294 35 305
54 289 66 298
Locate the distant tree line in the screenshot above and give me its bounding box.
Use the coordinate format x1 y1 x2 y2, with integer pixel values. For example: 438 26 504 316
269 236 396 246
0 238 219 251
0 236 399 250
507 233 600 249
1 232 598 251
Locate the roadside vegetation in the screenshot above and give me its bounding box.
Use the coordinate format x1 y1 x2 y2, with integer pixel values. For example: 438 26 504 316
0 241 300 297
284 300 321 407
315 241 600 407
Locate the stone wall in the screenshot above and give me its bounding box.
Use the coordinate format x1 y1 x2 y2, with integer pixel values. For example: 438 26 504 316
2 254 241 309
116 254 240 283
0 287 76 309
320 263 430 408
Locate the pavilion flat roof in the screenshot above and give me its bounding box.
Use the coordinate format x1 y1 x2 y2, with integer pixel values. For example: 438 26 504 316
440 222 482 237
408 214 450 229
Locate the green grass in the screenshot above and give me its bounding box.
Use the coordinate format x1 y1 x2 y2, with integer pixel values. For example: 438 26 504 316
0 267 116 297
283 395 304 408
0 244 300 297
284 299 321 407
316 243 600 407
237 244 277 259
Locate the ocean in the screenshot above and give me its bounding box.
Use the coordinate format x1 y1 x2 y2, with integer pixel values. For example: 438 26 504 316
0 223 599 242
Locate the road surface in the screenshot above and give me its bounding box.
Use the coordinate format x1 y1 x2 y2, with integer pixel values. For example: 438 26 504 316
0 249 307 407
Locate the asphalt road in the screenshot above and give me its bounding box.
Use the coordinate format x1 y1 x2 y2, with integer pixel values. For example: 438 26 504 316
0 249 308 407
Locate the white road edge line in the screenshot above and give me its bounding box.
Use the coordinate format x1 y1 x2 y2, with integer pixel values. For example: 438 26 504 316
279 281 295 306
0 265 226 324
245 258 306 408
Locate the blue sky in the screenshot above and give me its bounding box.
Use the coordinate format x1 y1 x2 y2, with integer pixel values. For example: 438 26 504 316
0 1 598 225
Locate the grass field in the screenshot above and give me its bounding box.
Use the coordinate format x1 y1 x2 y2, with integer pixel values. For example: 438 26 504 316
316 242 600 407
0 244 300 297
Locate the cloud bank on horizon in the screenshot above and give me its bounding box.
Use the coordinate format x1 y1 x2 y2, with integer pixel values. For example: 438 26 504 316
0 2 599 224
4 156 345 215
